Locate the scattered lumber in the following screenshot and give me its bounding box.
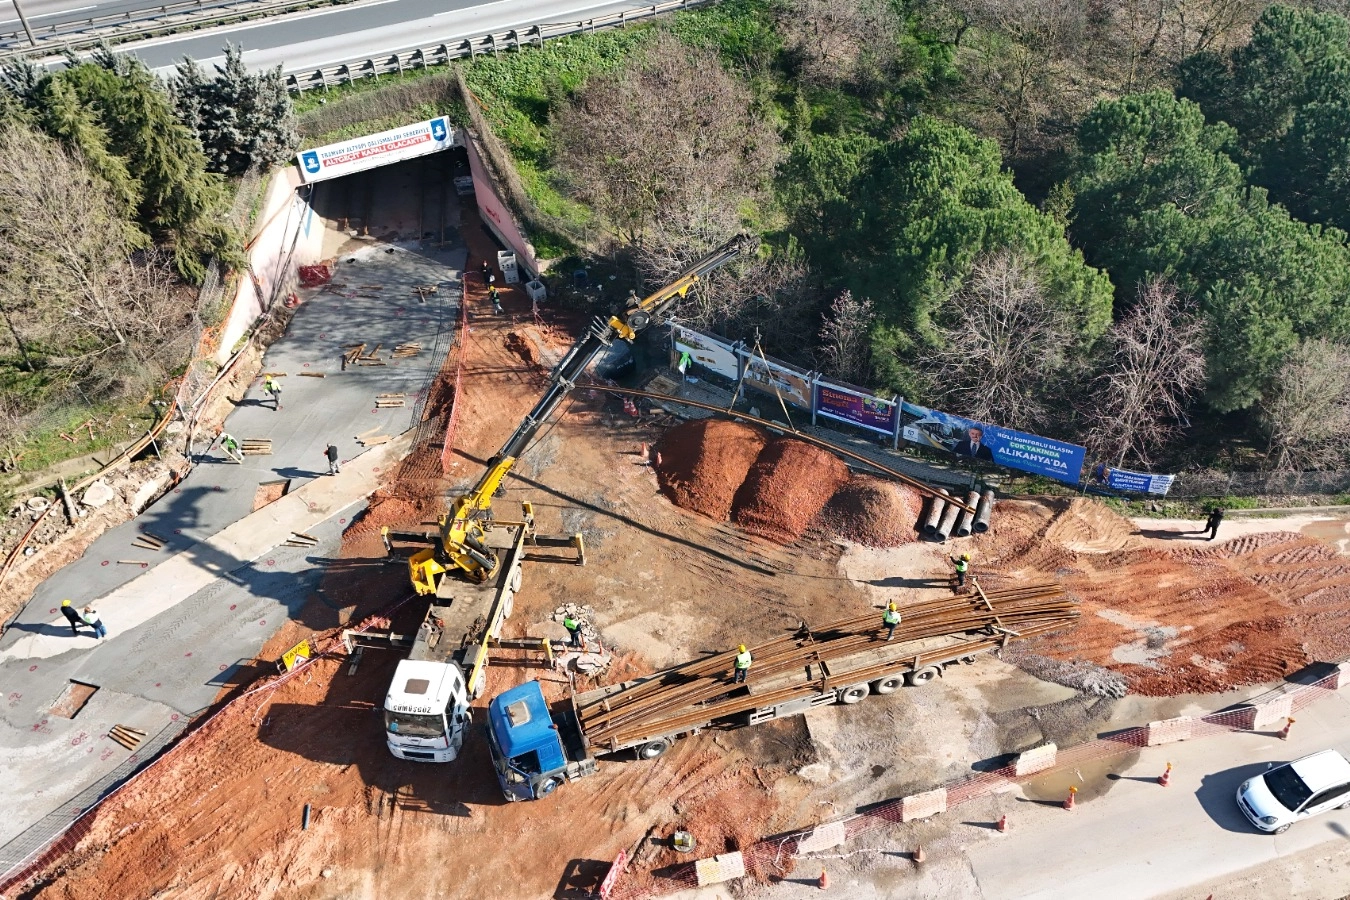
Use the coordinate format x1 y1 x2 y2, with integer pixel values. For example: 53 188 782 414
358 434 392 446
392 342 421 358
298 371 326 378
132 533 164 552
375 393 406 408
285 531 320 548
358 284 384 291
108 724 145 750
241 439 272 456
116 559 147 566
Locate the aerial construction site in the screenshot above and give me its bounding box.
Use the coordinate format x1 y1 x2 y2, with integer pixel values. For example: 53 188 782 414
6 149 1350 900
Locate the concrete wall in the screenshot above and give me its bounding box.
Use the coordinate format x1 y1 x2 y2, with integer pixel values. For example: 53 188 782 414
462 132 541 280
214 167 323 364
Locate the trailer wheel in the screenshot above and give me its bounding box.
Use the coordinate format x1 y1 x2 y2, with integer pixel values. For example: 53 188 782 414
638 738 672 759
906 666 940 687
510 568 523 594
501 593 514 620
839 683 870 705
536 777 562 798
871 675 904 695
468 666 487 699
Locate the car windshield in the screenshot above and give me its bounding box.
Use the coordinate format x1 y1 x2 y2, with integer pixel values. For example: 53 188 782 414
384 710 445 739
1264 765 1314 811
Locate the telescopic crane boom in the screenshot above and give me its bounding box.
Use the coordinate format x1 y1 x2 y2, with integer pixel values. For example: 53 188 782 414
399 235 754 596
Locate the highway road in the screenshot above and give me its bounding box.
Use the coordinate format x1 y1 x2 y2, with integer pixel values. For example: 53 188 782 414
36 0 659 75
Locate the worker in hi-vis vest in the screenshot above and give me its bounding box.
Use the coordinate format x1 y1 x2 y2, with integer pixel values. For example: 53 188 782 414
882 603 902 641
951 552 970 588
563 614 582 648
733 644 753 683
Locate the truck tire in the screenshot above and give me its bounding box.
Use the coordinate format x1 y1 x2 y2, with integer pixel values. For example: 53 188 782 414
638 738 672 759
501 592 514 620
839 683 870 705
871 675 904 695
906 666 940 687
510 568 523 594
536 777 562 798
959 655 977 665
468 666 487 699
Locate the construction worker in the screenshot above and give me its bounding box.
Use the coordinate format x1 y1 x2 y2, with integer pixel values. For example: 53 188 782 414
488 284 503 315
1205 507 1225 541
563 613 582 648
219 432 243 463
60 599 86 635
325 443 340 475
81 604 107 640
882 603 902 641
733 644 752 683
263 375 282 410
480 258 494 285
951 552 970 588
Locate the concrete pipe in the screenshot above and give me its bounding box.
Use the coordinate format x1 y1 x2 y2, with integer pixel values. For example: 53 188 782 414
936 496 961 541
922 491 949 535
973 488 995 533
956 490 980 537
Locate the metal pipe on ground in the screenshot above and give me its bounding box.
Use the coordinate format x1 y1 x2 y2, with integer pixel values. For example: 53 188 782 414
956 490 980 537
936 495 961 541
973 489 995 533
923 491 948 535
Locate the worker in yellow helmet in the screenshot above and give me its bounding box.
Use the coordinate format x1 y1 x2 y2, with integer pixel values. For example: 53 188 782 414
882 602 902 641
951 552 970 588
733 644 752 683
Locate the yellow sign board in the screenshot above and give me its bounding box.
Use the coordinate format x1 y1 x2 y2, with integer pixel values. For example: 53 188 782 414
281 640 312 672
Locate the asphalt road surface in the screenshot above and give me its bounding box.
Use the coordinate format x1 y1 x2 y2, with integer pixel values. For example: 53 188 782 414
46 0 657 74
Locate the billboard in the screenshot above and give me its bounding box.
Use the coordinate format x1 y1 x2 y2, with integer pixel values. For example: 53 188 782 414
901 401 1086 484
815 384 898 436
296 117 455 183
1096 465 1176 496
741 353 812 410
673 326 739 380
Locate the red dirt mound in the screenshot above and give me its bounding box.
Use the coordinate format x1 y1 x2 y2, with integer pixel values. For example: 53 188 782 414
732 438 850 543
654 419 770 520
503 330 542 368
818 475 924 546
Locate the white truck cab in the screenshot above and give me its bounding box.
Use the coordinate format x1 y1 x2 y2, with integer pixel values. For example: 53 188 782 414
383 659 470 762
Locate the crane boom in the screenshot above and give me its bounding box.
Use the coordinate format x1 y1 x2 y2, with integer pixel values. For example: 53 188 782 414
403 234 754 595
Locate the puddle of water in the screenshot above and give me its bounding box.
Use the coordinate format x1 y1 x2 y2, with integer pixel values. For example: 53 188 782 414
1301 519 1350 555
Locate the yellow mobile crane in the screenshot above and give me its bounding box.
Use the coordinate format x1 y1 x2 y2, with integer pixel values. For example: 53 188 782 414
371 237 753 763
387 234 754 598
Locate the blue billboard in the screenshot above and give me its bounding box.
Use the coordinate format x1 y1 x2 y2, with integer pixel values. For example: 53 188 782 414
900 402 1086 484
1095 465 1175 496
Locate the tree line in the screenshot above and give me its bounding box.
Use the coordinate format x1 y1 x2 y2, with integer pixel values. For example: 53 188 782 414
532 1 1350 473
0 45 296 450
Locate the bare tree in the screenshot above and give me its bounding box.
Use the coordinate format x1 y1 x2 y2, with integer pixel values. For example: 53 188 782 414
1259 339 1350 472
818 290 875 385
777 0 899 88
1085 278 1206 467
0 124 191 408
677 250 821 365
552 32 781 281
922 252 1070 431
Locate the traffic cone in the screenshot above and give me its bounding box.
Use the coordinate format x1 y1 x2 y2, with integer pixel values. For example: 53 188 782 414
913 844 926 864
818 868 828 890
996 814 1008 833
638 442 649 462
1064 785 1077 810
1158 762 1173 787
1279 717 1295 740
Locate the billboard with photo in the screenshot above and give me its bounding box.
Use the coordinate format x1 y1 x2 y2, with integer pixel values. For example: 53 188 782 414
900 401 1086 484
741 353 813 410
815 384 898 435
672 326 739 380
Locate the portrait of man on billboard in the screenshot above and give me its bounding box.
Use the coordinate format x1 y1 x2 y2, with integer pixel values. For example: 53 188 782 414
950 425 994 461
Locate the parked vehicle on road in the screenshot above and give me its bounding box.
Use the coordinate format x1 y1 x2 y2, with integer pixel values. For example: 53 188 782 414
1237 749 1350 834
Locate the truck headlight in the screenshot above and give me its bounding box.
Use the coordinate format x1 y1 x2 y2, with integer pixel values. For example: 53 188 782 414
1261 816 1279 826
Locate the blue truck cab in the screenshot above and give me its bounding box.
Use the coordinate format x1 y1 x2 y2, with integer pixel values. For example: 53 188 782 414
487 681 574 801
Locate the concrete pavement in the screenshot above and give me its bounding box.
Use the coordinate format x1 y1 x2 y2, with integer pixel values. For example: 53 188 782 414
0 239 463 876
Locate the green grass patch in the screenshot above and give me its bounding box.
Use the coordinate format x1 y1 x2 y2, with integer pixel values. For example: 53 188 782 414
291 65 450 116
3 402 158 475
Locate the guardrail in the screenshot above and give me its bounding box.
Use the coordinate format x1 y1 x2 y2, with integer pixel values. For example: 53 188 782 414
282 0 713 92
0 0 356 60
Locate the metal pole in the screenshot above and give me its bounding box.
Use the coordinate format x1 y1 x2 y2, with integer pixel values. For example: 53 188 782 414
10 0 36 47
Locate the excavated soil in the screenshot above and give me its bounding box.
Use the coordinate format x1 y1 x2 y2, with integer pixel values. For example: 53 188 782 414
732 438 851 544
653 419 769 520
817 475 925 547
983 499 1350 696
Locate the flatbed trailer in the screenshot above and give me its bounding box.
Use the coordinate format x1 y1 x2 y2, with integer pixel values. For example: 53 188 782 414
487 580 1077 799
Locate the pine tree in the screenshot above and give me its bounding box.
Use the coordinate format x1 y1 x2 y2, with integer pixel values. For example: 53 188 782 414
171 44 297 176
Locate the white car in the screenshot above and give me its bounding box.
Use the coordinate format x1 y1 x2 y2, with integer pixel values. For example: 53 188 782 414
1237 749 1350 834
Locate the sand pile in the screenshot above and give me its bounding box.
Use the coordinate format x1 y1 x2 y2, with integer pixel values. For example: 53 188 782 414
654 419 769 519
818 475 924 546
732 438 851 543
